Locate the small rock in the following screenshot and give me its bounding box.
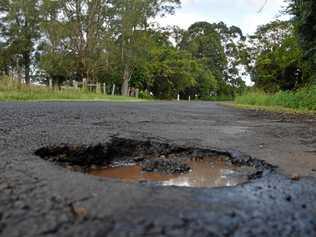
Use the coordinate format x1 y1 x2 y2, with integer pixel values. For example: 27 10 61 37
285 195 292 202
73 207 88 218
69 203 88 219
291 174 300 181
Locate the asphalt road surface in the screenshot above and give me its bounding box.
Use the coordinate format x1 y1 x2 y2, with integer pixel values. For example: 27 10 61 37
0 102 315 237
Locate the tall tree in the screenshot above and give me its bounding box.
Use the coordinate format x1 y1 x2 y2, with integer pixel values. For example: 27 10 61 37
287 0 316 83
179 22 227 95
40 0 112 84
145 46 201 99
111 0 180 96
0 0 41 84
246 20 307 92
212 22 247 91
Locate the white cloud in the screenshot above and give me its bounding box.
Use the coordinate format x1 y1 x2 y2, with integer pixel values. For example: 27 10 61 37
158 0 289 34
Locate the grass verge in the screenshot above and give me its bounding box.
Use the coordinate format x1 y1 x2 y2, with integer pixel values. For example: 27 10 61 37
0 77 143 102
234 86 316 113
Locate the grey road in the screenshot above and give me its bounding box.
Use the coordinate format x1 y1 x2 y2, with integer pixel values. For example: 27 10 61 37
0 102 315 236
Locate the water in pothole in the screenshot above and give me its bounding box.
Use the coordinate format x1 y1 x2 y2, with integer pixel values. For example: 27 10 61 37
88 158 253 188
35 138 269 188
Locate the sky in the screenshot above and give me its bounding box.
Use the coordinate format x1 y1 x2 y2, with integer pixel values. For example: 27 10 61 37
159 0 290 35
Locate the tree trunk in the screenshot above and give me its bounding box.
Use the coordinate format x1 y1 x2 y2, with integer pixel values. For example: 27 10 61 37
23 52 31 85
121 65 130 96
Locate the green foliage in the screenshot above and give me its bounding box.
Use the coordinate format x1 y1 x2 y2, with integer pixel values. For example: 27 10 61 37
180 22 227 84
179 21 247 98
138 90 153 100
236 86 316 111
212 22 247 88
194 69 217 98
254 34 303 92
110 0 180 95
3 0 314 102
0 0 41 84
145 47 200 99
247 19 311 92
288 0 316 83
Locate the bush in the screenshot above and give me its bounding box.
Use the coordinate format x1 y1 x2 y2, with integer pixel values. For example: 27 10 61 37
235 86 316 111
138 90 153 100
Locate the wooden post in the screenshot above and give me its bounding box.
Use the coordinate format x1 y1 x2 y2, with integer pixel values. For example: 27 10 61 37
103 83 107 95
177 94 180 101
188 96 191 102
128 87 131 97
96 82 101 94
112 84 116 96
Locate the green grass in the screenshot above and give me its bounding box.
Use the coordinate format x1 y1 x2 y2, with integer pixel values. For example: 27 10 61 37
0 77 142 102
235 86 316 112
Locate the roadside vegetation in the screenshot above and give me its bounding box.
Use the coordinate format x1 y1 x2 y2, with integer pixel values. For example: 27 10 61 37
236 86 316 112
0 0 247 100
0 77 138 102
0 0 314 106
235 0 316 112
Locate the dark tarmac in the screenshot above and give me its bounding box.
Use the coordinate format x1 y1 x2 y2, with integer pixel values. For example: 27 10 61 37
0 102 315 237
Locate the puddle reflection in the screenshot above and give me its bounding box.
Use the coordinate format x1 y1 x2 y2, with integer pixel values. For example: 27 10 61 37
88 159 251 188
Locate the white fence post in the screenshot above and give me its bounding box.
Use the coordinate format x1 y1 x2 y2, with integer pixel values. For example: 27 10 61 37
112 84 116 96
103 83 107 95
73 80 78 89
82 78 87 89
49 79 53 89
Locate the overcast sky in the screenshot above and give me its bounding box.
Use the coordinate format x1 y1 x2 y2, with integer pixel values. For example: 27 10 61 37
159 0 290 35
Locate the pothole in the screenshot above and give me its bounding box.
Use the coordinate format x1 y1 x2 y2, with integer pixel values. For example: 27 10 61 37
35 137 274 188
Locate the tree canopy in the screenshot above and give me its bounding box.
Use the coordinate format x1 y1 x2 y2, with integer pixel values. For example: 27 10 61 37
0 0 314 98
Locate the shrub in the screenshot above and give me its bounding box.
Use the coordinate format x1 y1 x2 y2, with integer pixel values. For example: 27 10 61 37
235 86 316 111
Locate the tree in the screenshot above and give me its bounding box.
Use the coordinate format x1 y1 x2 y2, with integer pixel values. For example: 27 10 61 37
287 0 316 83
212 22 247 91
247 20 305 91
145 46 201 99
39 0 112 85
179 22 227 95
111 0 180 96
254 35 302 92
0 0 41 84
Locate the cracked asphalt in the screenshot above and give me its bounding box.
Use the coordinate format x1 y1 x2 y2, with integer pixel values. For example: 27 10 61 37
0 101 316 237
